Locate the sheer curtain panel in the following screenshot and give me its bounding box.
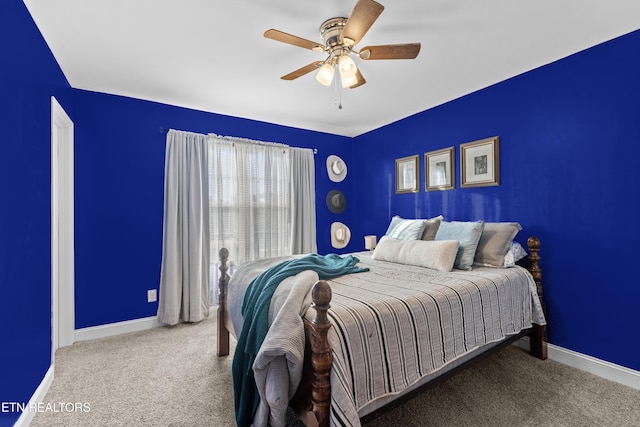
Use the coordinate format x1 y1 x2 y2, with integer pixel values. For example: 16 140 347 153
208 136 291 269
157 130 210 325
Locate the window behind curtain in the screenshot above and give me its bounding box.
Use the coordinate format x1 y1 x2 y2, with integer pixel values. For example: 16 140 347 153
208 136 291 305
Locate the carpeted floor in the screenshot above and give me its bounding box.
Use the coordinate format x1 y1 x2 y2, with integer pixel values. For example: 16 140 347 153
30 316 640 427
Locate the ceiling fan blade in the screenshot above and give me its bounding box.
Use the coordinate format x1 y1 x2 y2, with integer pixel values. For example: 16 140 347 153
264 29 325 52
359 43 421 60
340 0 384 46
281 62 324 80
349 69 366 89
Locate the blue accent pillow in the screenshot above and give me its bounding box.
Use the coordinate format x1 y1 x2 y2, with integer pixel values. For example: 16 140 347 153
385 216 427 240
435 220 485 270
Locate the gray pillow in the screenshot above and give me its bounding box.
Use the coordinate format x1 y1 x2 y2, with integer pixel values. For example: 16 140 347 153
420 215 444 240
385 216 427 240
474 222 522 268
434 220 485 270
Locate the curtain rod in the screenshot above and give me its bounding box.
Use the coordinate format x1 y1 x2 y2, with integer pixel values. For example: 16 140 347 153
160 127 317 154
212 134 288 149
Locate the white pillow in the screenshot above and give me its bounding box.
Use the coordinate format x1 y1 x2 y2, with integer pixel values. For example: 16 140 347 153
372 236 459 272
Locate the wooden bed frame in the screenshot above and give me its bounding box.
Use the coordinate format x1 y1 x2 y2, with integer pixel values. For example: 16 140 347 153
216 236 547 427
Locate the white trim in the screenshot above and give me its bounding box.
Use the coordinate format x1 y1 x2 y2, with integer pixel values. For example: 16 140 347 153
514 338 640 390
13 366 54 427
75 316 164 342
51 96 75 356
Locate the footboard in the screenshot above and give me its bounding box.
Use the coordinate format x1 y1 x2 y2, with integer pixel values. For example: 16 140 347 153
302 281 333 427
217 248 230 357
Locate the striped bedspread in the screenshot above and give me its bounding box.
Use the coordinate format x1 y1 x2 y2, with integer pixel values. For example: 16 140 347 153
227 251 545 427
308 252 545 426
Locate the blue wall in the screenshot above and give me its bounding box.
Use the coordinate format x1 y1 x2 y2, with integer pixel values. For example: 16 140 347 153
72 90 355 329
0 1 72 426
353 30 640 371
3 0 639 422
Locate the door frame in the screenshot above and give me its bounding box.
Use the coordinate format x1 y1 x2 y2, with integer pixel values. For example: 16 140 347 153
51 96 75 359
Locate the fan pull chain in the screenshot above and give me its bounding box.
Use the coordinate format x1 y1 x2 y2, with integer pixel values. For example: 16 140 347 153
334 66 343 109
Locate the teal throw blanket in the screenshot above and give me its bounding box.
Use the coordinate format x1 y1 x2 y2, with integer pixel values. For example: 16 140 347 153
232 253 369 427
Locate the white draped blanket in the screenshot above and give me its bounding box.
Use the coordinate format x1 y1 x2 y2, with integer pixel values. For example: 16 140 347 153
227 251 545 427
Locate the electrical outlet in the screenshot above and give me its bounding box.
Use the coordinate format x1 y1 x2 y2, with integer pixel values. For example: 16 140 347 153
147 289 157 303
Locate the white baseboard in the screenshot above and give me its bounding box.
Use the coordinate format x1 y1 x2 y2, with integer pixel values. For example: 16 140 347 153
14 317 165 425
74 316 163 342
514 338 640 390
13 365 54 427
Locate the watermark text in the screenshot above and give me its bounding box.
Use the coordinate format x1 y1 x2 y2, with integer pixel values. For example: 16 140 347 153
1 401 91 413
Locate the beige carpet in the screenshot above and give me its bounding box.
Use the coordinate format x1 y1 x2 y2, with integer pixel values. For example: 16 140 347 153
31 316 640 427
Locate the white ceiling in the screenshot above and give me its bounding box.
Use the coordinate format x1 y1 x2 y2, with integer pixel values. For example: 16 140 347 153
23 0 640 137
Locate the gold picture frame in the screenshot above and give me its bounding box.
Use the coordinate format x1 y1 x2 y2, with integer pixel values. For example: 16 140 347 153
395 154 419 193
425 147 455 191
460 136 500 188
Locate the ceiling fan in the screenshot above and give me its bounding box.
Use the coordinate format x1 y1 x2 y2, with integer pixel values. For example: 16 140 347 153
264 0 421 90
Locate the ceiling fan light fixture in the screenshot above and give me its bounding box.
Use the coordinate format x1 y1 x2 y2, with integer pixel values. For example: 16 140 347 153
316 63 335 86
264 0 421 92
340 73 358 88
338 55 358 78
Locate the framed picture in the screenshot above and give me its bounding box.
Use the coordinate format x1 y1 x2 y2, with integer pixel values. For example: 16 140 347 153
460 136 500 188
395 155 419 193
425 147 455 191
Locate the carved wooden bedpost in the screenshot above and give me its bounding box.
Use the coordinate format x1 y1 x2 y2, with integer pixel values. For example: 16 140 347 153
304 280 333 427
527 236 548 360
217 248 230 357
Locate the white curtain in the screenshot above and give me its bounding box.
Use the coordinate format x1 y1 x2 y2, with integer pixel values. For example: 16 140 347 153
208 135 301 304
289 147 317 254
157 130 210 325
158 130 317 312
208 136 291 266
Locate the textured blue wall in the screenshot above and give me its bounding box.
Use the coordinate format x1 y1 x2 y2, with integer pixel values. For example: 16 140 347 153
3 0 639 420
72 90 355 329
352 30 640 371
0 1 72 425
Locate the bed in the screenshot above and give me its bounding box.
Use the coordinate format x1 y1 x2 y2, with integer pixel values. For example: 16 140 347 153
216 220 547 427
